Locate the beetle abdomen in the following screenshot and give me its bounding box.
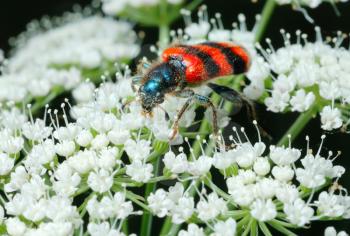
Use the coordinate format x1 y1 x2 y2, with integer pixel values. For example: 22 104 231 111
162 41 250 84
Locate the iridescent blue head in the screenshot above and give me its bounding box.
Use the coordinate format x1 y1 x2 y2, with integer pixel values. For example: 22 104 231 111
139 62 181 113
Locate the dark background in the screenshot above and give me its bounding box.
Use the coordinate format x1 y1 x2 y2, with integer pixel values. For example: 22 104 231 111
1 0 350 234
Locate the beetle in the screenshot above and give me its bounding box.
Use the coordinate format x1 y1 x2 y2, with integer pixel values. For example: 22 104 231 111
132 41 255 140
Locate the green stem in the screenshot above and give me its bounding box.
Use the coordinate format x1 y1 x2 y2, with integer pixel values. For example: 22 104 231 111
136 141 168 235
122 220 129 235
159 23 170 49
277 103 317 147
237 215 251 233
226 210 249 220
267 221 298 236
242 217 253 236
205 177 232 201
31 87 64 115
140 157 161 236
160 218 173 236
72 184 89 198
184 0 203 11
78 193 94 217
250 219 258 236
159 0 170 49
259 222 273 236
125 190 151 211
254 0 277 42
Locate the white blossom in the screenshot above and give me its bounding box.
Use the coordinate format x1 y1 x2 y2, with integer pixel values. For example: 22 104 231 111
55 140 76 157
269 146 301 166
22 119 52 141
196 192 227 221
88 222 120 236
126 160 153 183
211 218 236 236
272 166 295 182
0 153 15 175
124 139 151 161
296 153 335 188
87 169 114 193
148 189 174 217
75 129 93 147
273 0 348 8
284 199 314 226
324 226 349 236
290 89 315 112
320 106 342 131
253 157 271 176
179 223 205 236
250 199 277 221
256 28 350 130
235 142 265 168
316 192 346 217
5 217 27 236
163 151 188 174
102 0 183 16
276 184 299 204
188 155 212 176
171 196 195 224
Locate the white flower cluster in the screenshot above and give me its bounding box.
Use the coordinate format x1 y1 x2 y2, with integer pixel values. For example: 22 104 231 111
0 78 139 234
175 7 258 52
274 0 348 9
246 27 350 130
0 52 349 236
102 0 183 15
148 183 236 236
147 128 350 232
0 13 139 103
325 226 349 236
0 60 228 235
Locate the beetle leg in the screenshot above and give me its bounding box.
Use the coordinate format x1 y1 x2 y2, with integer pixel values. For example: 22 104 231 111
172 89 194 98
169 89 194 140
169 97 193 140
207 82 272 140
131 75 143 92
193 94 218 137
207 82 256 119
169 90 218 140
122 75 143 110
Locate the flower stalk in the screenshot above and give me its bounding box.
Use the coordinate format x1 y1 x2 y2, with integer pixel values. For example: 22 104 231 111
277 102 318 146
254 0 277 42
140 141 167 236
